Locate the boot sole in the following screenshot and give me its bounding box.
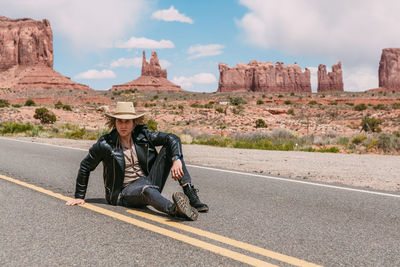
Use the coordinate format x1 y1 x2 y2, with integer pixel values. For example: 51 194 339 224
196 205 209 213
172 192 198 221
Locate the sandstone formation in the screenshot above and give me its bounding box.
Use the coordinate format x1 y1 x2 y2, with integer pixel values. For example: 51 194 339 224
0 16 92 93
0 16 53 70
218 60 311 93
379 48 400 91
317 61 344 92
111 51 182 91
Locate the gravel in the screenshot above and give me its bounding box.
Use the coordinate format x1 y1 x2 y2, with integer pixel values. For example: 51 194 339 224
9 137 400 192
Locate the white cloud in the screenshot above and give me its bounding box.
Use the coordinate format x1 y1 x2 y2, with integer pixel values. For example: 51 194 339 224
110 57 142 68
237 0 400 91
238 0 400 67
159 60 171 69
0 0 147 50
110 57 171 69
187 44 225 59
151 6 193 24
343 67 378 91
74 69 116 79
115 37 174 49
172 73 217 88
308 67 318 93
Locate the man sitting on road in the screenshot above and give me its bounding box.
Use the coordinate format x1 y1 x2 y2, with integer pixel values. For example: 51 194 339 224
66 102 208 221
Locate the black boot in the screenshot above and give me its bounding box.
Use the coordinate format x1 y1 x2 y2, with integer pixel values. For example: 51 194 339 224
168 192 198 221
183 184 209 212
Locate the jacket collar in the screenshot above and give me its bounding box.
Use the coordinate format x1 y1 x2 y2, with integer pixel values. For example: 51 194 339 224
108 127 143 147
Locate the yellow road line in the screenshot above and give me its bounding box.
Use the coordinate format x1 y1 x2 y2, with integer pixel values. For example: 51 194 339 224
0 174 276 267
127 209 321 267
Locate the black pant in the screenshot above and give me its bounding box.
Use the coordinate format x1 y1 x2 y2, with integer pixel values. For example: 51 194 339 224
120 147 191 213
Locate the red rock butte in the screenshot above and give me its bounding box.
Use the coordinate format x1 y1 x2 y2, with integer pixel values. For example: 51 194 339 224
0 16 91 91
218 60 311 93
379 48 400 91
111 51 182 92
317 61 344 92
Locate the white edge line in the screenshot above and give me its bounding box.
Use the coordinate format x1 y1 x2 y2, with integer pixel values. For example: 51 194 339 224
0 136 88 151
2 136 400 199
186 164 400 199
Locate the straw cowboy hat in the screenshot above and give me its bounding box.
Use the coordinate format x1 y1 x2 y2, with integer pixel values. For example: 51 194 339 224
106 102 145 120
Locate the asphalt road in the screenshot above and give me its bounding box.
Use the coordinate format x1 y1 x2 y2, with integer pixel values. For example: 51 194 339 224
1 137 400 266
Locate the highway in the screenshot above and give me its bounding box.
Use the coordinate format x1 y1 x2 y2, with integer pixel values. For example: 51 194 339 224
1 137 399 266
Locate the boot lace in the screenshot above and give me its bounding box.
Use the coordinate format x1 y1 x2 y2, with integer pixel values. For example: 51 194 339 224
187 186 200 201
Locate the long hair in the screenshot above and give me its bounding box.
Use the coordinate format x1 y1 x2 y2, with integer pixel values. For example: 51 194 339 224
105 115 147 130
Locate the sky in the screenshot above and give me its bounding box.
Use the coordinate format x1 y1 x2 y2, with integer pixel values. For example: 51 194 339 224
2 0 400 92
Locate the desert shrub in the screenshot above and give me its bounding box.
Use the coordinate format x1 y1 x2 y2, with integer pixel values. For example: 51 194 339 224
373 104 386 110
336 137 349 145
55 101 63 109
255 119 268 128
144 103 150 108
0 122 33 134
34 107 56 124
256 99 263 105
152 95 159 100
287 108 295 115
278 94 283 98
360 117 382 133
354 103 367 111
194 136 233 147
178 105 184 111
63 104 72 111
0 99 10 108
345 102 354 106
392 102 400 109
24 99 36 106
284 100 292 105
65 127 97 140
190 102 202 108
329 102 338 105
376 133 400 152
317 147 339 153
12 104 22 108
366 138 379 151
232 105 244 115
147 119 158 131
290 92 295 96
112 91 121 96
204 103 213 109
95 128 110 139
308 100 317 105
230 97 246 106
215 107 224 113
352 134 367 145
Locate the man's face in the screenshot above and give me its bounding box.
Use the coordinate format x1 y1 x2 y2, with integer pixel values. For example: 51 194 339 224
116 119 134 138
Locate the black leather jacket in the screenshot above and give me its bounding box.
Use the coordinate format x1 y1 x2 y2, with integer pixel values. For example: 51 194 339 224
74 125 183 205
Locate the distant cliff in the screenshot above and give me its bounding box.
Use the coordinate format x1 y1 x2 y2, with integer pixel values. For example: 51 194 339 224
379 48 400 91
0 16 53 70
218 60 311 93
317 61 343 92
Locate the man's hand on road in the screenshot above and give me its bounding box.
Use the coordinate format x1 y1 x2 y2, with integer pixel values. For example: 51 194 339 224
171 159 184 180
66 198 85 206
